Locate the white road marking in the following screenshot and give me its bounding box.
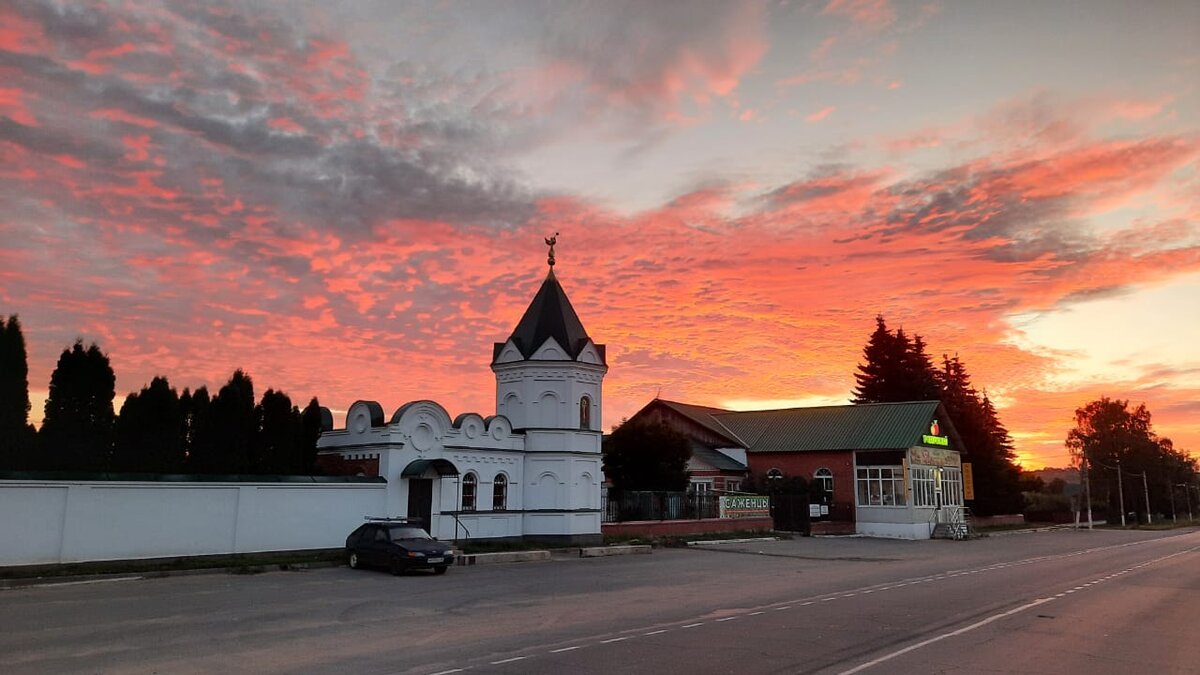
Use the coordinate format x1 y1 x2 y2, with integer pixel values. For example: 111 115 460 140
774 606 791 611
643 629 669 636
26 576 143 588
836 596 1056 675
749 611 765 616
550 646 582 653
601 637 628 643
490 656 527 665
682 622 703 628
429 669 464 675
716 616 738 622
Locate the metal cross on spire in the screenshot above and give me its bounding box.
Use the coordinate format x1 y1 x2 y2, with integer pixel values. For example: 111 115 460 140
545 231 559 267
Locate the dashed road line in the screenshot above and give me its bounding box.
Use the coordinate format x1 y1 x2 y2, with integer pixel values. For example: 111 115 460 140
427 538 1199 675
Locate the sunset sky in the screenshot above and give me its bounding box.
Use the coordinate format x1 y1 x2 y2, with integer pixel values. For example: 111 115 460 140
2 1 1197 469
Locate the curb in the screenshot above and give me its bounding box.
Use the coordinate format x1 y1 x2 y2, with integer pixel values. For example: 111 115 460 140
456 550 552 566
686 537 780 546
579 544 652 557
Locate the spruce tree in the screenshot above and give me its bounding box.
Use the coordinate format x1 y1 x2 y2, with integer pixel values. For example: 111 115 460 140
256 388 299 473
903 334 941 402
853 316 899 403
937 354 1023 515
204 370 257 473
113 377 184 473
299 397 324 474
181 386 213 473
40 341 116 471
0 315 36 470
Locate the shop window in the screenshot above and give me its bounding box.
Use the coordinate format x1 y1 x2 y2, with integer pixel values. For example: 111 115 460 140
912 467 937 507
461 473 477 512
493 474 507 511
814 468 834 500
726 479 741 493
856 466 907 506
940 467 964 506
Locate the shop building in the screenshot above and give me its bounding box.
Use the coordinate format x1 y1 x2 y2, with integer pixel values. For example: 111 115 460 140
625 398 968 539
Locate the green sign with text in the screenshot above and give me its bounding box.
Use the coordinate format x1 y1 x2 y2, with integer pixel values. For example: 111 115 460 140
719 495 771 519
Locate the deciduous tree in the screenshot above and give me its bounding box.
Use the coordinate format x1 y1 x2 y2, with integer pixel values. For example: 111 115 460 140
602 419 691 492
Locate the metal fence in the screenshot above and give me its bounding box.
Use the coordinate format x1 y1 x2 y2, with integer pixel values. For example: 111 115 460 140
602 490 721 522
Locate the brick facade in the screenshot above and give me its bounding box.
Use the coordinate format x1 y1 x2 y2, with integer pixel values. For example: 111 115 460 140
746 450 856 517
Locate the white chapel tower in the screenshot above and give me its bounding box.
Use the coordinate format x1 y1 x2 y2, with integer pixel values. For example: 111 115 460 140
491 235 607 448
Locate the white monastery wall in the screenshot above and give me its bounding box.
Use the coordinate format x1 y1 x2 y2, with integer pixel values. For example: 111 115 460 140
0 480 385 566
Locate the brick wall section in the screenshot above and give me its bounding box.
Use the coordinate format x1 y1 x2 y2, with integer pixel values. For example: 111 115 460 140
603 517 774 538
315 454 379 477
747 450 856 515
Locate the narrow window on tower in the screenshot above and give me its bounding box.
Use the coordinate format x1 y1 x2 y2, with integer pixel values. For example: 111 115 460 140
579 396 591 430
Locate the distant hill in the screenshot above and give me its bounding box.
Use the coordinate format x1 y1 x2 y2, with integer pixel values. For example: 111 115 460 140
1030 467 1079 485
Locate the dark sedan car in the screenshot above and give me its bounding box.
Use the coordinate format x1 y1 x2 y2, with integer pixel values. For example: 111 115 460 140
345 521 455 575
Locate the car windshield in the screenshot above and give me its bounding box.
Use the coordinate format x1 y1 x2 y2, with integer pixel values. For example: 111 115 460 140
388 526 432 541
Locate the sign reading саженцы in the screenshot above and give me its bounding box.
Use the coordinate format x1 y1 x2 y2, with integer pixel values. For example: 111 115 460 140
719 495 770 519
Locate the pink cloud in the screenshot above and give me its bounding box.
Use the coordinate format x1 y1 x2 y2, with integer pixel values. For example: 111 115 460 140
822 0 897 29
805 106 837 123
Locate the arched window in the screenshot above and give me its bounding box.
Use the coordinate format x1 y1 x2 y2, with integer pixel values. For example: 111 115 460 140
814 468 834 500
492 473 507 511
579 396 592 430
461 473 477 512
766 468 784 481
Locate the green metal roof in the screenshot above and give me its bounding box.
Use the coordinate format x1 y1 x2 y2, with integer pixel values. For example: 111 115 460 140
711 401 951 453
687 441 748 472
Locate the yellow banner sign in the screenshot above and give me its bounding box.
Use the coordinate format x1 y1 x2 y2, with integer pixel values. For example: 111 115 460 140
963 462 975 500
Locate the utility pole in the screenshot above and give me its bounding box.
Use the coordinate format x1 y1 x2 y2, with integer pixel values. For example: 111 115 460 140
1117 460 1126 527
1141 471 1152 525
1082 458 1093 530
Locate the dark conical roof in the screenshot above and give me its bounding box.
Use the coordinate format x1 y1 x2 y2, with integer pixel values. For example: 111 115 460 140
494 269 602 363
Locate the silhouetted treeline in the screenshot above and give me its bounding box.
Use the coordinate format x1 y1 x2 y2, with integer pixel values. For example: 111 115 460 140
852 315 1024 515
1067 397 1198 523
0 315 323 475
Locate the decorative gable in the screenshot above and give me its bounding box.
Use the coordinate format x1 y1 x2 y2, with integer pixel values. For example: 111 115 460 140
530 336 568 361
576 341 602 364
492 340 525 364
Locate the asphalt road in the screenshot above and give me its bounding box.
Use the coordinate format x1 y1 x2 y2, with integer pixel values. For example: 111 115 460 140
2 528 1197 674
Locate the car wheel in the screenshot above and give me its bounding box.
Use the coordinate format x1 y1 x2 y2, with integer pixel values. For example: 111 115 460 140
389 557 405 576
348 551 360 569
434 565 448 575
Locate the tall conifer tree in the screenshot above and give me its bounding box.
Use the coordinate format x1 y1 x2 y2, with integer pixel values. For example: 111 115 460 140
853 316 899 403
113 376 185 473
0 315 36 470
40 341 116 471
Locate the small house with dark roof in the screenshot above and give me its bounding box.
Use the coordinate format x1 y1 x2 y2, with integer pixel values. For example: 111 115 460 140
316 238 606 544
626 398 968 539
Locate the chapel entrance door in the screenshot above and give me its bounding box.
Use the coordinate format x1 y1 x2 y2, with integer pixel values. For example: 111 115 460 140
407 479 433 534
